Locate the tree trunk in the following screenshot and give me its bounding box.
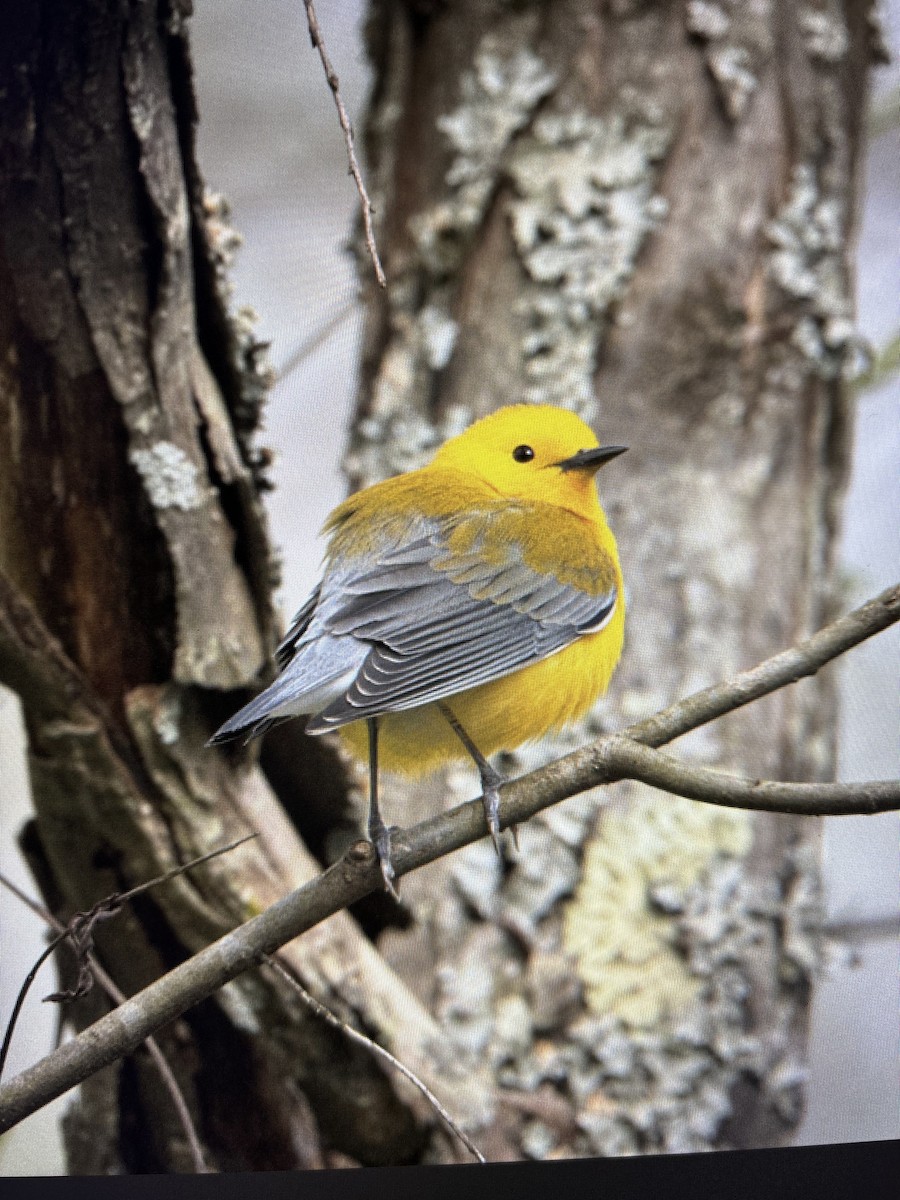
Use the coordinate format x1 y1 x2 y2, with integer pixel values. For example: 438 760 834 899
348 0 875 1159
0 0 487 1172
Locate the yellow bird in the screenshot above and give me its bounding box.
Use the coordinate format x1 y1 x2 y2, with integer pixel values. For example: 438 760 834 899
211 405 626 894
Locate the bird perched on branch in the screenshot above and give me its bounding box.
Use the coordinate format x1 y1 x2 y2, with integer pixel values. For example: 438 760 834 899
210 405 626 896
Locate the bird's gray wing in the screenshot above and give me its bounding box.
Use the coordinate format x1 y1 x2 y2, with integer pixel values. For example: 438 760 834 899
275 586 322 669
304 518 618 732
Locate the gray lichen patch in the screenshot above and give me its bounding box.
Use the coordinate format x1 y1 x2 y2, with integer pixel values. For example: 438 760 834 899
129 440 206 510
685 0 770 123
201 191 275 490
414 710 818 1154
800 4 850 64
706 44 758 121
488 822 802 1154
766 163 860 378
353 31 672 482
508 109 670 411
345 400 452 487
422 33 557 269
686 0 732 40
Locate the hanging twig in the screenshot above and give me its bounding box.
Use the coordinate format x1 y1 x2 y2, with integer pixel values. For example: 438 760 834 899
302 0 387 288
264 954 485 1163
0 583 897 1132
0 928 62 1082
0 872 210 1174
0 837 253 1080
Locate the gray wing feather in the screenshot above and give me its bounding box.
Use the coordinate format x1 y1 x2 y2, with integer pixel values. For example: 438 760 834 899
300 520 616 732
275 586 322 669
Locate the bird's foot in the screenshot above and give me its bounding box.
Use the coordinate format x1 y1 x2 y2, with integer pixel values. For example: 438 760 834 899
480 764 508 860
369 819 401 901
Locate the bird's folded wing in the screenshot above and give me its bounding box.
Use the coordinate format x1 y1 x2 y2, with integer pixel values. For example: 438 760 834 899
303 515 618 731
275 586 322 669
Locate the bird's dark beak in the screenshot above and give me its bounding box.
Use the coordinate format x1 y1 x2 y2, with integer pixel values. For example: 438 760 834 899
556 445 628 472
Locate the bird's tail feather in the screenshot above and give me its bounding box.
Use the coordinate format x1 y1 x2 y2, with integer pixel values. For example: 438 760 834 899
207 692 295 746
208 638 366 746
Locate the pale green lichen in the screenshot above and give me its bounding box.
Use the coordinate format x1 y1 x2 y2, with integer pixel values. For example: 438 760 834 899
562 792 753 1026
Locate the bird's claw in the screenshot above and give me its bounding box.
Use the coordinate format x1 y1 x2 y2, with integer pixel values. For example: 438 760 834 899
370 821 401 901
481 774 506 861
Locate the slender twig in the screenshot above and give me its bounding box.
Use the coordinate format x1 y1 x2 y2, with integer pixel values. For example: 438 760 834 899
0 583 897 1133
109 834 257 910
597 736 900 816
301 0 386 288
277 301 357 384
825 915 899 945
0 873 210 1173
621 584 900 749
264 954 485 1164
0 933 61 1082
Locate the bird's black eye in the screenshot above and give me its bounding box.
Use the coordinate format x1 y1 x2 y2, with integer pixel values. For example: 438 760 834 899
512 444 535 463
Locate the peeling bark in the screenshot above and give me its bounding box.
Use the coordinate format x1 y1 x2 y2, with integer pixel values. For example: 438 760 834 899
0 0 486 1172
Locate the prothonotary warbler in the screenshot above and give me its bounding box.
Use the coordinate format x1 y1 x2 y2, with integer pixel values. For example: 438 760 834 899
211 405 626 894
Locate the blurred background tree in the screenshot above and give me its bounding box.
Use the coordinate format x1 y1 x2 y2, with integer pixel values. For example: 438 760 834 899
0 0 896 1175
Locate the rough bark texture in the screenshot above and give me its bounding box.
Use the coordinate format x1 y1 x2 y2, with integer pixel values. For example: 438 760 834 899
345 0 875 1161
0 0 491 1172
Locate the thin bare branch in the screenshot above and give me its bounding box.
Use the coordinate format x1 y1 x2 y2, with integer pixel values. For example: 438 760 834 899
622 584 900 749
599 736 900 816
264 954 485 1164
825 915 899 945
276 301 357 384
4 834 257 1033
301 0 386 288
0 872 210 1173
0 582 897 1132
114 834 258 908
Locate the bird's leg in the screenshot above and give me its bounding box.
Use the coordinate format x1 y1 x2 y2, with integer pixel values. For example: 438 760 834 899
438 703 507 857
367 718 399 899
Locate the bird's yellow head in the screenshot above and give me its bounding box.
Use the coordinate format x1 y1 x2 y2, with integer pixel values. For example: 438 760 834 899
431 405 626 518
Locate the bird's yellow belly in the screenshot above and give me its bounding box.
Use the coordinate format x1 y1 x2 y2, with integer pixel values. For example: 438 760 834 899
336 603 624 776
